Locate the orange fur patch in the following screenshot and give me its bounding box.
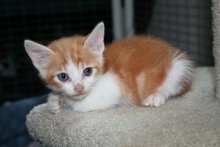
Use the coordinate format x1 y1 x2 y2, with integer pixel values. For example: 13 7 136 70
104 36 180 105
43 35 191 105
44 36 102 88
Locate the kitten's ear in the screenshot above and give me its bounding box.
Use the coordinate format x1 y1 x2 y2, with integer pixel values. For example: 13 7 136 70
84 22 105 55
24 40 54 71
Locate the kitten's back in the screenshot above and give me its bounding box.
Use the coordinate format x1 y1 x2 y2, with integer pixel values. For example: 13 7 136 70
104 36 192 105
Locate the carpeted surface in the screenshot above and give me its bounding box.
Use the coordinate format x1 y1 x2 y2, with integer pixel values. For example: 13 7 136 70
212 0 220 100
26 67 220 147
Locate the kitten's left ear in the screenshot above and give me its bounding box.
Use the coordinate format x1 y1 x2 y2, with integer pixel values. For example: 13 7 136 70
84 22 105 55
24 40 54 72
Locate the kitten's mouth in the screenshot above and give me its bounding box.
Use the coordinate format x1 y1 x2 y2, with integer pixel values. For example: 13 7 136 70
76 92 85 96
73 91 88 100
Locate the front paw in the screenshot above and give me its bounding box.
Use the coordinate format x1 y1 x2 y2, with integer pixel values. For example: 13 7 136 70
142 93 166 107
47 104 61 114
47 94 62 114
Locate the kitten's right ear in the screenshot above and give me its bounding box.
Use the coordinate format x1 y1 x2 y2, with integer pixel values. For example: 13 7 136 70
24 40 54 71
84 22 105 56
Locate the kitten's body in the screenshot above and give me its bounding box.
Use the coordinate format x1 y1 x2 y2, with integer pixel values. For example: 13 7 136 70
25 23 193 112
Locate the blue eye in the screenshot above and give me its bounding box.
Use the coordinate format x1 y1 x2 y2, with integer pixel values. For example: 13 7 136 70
57 73 69 82
83 67 93 76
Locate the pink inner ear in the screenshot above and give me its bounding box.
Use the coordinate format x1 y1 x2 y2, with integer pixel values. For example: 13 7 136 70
91 34 101 44
96 34 101 41
93 43 103 52
88 35 104 53
85 24 105 55
36 55 47 65
29 51 50 67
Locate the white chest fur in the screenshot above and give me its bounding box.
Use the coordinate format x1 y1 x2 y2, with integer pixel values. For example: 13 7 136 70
64 72 122 112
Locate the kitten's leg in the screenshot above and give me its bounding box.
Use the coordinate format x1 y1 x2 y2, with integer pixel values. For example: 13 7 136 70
47 94 63 113
72 73 121 112
143 53 193 107
143 93 166 107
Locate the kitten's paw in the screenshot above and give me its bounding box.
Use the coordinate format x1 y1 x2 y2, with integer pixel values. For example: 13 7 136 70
143 94 166 107
48 105 61 114
47 94 62 114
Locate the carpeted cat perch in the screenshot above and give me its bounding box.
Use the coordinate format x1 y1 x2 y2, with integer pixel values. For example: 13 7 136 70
26 1 220 146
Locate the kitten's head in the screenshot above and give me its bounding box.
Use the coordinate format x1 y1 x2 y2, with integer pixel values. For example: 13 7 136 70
24 22 105 100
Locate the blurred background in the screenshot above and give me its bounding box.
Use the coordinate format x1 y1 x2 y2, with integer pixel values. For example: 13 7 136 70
0 0 213 146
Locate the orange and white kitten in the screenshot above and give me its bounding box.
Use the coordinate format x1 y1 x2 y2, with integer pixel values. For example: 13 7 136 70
24 22 193 113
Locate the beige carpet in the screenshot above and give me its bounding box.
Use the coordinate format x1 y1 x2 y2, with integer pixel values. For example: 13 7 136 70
26 67 220 147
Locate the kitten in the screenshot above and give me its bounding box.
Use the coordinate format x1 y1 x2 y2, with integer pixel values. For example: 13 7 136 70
24 22 193 113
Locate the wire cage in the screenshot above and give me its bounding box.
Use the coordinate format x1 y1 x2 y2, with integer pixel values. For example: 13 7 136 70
0 0 214 146
0 0 213 104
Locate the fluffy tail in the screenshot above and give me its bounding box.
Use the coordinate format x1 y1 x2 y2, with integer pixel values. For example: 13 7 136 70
158 51 194 98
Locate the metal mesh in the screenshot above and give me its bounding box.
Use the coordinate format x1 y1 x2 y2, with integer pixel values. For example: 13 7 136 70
0 0 112 103
146 0 213 66
0 0 213 103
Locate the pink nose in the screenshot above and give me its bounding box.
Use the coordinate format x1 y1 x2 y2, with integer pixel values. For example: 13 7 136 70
74 84 84 93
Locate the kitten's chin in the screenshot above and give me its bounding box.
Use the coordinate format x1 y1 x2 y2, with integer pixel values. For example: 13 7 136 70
66 92 88 101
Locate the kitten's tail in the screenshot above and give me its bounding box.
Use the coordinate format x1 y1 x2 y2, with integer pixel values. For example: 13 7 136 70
158 51 194 98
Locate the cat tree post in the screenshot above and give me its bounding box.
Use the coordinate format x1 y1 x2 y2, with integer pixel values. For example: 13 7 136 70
111 0 134 40
212 0 220 101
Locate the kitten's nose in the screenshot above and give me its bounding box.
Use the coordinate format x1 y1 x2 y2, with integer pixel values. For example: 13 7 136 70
74 84 84 94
